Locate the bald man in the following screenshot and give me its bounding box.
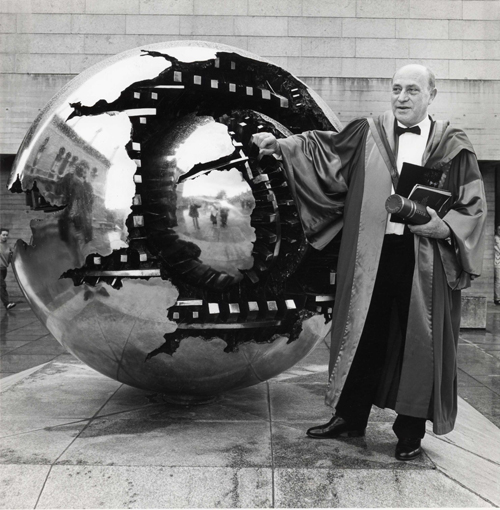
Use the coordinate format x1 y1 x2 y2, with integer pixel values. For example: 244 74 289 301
252 65 486 460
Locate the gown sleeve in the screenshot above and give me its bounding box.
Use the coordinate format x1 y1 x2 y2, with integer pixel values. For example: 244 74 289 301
438 149 487 289
277 118 369 250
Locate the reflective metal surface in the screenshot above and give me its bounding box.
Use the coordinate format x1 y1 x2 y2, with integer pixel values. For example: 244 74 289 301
145 115 256 279
10 41 342 397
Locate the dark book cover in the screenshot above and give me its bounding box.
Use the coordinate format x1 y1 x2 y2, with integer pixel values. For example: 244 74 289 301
395 162 444 198
408 184 452 212
390 162 451 224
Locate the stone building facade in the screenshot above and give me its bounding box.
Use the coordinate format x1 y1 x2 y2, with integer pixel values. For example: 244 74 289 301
0 0 499 299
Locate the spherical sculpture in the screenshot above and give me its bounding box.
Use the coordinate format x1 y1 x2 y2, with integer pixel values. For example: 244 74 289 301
9 41 342 401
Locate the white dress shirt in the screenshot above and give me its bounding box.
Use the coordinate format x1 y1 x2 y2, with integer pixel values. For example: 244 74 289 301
385 116 432 235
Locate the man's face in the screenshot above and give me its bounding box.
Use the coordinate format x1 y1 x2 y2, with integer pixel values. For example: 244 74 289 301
391 66 437 127
0 231 8 243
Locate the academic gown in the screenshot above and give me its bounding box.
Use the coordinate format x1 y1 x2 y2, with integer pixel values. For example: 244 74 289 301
278 111 486 435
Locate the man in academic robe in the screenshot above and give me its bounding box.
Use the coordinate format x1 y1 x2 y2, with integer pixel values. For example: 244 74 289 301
251 64 486 461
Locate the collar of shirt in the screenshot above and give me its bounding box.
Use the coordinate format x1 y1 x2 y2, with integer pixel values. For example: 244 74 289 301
396 115 432 173
396 116 431 142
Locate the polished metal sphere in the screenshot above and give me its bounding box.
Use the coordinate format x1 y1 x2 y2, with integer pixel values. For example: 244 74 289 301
10 41 341 399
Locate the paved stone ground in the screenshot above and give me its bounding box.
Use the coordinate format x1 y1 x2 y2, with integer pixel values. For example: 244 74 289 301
1 301 499 508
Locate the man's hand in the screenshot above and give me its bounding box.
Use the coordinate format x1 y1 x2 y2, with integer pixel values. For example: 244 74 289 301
250 132 281 158
408 207 451 239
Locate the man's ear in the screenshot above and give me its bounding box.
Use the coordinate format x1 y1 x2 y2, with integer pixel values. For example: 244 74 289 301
429 88 437 105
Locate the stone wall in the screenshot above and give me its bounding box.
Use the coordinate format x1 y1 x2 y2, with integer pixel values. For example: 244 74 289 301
1 1 500 156
0 0 499 300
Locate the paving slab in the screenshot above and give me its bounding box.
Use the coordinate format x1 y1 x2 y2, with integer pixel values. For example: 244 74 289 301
0 420 91 465
57 417 272 468
0 340 37 353
269 381 333 422
458 357 500 377
36 466 272 509
458 370 489 387
0 465 51 510
486 350 500 360
460 384 500 401
475 374 500 392
9 337 66 355
0 360 121 434
1 321 48 335
1 332 50 341
274 468 492 508
0 353 62 373
0 363 50 392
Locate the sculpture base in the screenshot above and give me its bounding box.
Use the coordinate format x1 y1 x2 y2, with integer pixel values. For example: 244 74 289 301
161 393 218 406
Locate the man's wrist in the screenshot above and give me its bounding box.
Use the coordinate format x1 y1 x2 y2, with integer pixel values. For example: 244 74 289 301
442 223 452 242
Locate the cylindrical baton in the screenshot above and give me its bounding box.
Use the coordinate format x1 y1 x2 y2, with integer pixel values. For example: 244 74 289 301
385 194 431 225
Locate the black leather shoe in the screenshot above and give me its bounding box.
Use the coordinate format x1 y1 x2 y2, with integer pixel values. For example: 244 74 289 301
395 438 422 461
306 415 365 439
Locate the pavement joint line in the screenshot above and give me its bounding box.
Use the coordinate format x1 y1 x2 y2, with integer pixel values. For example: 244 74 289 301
1 319 46 334
461 346 498 359
0 362 51 393
429 432 500 467
47 384 125 470
458 368 500 393
434 466 496 507
1 332 51 339
0 419 92 439
34 464 53 509
420 448 436 468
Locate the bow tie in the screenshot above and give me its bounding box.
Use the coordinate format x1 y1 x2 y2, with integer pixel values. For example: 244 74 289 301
395 125 421 136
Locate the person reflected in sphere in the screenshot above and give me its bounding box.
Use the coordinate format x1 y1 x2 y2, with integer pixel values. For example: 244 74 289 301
219 201 230 228
188 200 201 230
209 203 219 227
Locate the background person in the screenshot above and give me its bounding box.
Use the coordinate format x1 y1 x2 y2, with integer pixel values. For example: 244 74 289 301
0 228 16 310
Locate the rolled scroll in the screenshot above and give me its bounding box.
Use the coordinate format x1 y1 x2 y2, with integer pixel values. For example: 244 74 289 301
385 194 431 225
